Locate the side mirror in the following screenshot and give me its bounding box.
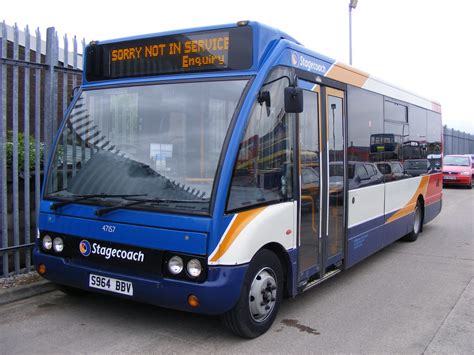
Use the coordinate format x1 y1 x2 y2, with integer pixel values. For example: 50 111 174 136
284 86 303 113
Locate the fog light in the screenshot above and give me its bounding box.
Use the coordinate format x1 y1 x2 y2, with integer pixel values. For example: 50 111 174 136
53 237 64 253
42 235 52 250
186 259 202 278
188 294 199 307
38 264 46 275
168 256 184 275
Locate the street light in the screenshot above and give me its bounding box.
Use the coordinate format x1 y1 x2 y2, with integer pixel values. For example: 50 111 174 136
349 0 358 65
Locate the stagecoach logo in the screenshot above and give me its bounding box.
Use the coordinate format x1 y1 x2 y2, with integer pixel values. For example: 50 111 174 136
79 239 145 263
79 240 91 257
291 52 299 66
291 51 328 75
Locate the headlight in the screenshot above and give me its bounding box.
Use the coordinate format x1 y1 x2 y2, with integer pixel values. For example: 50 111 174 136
53 237 64 253
168 256 184 275
186 259 202 278
460 171 470 176
42 235 52 250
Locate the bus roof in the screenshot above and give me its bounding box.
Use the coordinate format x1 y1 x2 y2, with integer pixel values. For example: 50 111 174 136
83 21 441 113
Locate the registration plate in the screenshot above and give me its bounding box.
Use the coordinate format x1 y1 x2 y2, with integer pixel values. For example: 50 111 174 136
443 176 456 180
89 274 133 296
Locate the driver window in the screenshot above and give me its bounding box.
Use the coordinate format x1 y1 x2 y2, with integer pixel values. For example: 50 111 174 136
227 67 295 212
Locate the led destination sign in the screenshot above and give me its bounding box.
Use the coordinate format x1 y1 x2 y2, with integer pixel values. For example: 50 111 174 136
86 26 253 81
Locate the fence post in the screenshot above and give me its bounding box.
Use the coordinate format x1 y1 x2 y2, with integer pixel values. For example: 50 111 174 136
34 28 41 223
12 23 20 273
44 27 58 168
0 22 8 277
23 25 31 270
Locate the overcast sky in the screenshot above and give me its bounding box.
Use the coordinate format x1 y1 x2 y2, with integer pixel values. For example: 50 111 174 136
2 0 473 133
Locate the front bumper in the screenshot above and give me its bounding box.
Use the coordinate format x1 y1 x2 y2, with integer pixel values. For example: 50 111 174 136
33 247 247 315
442 175 472 186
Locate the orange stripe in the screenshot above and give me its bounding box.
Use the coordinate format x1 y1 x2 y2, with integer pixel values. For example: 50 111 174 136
210 207 266 262
326 62 369 87
385 176 429 224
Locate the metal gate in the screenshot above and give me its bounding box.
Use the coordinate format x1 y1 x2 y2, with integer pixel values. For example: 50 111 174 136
0 22 84 277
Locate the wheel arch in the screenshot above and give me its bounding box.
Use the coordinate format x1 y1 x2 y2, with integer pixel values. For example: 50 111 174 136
258 242 294 298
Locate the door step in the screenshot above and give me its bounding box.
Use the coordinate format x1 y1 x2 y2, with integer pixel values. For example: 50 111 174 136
301 268 341 292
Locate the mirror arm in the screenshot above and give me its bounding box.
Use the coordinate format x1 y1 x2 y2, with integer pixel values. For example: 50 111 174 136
260 75 294 89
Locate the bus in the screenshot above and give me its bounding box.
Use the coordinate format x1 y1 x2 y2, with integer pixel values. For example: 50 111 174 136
34 21 443 338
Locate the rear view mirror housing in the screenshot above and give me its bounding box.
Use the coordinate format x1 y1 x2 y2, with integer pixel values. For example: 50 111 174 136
284 86 303 113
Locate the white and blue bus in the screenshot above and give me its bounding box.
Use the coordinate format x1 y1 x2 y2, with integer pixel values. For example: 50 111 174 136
34 21 443 338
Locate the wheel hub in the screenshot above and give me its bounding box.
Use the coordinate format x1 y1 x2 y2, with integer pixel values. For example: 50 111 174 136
414 206 421 233
249 268 277 323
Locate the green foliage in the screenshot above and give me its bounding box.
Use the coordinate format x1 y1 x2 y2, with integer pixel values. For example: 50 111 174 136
5 131 44 173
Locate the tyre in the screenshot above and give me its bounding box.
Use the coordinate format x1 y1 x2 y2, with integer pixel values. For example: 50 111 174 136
223 249 284 338
404 201 422 242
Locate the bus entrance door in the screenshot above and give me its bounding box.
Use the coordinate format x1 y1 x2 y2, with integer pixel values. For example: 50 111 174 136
298 83 345 288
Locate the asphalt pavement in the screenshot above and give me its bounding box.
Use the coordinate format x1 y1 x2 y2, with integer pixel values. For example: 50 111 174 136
0 187 472 354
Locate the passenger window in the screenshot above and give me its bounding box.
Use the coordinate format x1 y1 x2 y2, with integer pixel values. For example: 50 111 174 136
347 86 384 189
384 100 407 123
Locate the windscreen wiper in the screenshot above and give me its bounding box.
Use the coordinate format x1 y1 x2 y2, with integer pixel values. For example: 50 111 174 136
95 197 210 217
50 193 147 211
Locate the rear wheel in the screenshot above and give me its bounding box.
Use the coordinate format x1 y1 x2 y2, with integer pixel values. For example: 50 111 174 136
404 201 422 242
223 249 283 338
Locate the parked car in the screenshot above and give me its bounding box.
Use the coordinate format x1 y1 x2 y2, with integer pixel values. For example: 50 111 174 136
466 154 474 178
330 161 384 191
404 158 431 177
442 155 473 189
376 161 409 182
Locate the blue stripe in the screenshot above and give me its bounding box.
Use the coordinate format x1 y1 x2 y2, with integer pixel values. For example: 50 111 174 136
348 215 386 238
425 200 442 224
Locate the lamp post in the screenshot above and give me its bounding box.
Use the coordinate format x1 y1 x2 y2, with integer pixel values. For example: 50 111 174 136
349 0 358 65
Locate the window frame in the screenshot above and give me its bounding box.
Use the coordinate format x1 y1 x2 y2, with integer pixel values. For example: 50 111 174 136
225 66 296 214
44 76 254 217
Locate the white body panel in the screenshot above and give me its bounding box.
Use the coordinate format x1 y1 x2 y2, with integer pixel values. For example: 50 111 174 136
348 184 385 228
209 202 297 265
384 177 423 214
362 77 438 112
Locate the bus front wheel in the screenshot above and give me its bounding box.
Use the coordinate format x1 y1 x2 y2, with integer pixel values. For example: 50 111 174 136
223 249 283 338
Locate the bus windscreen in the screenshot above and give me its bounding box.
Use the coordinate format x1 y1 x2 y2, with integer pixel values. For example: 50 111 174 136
86 26 253 81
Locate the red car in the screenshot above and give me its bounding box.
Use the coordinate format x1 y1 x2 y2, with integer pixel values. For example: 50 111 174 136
442 155 473 189
467 154 474 178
